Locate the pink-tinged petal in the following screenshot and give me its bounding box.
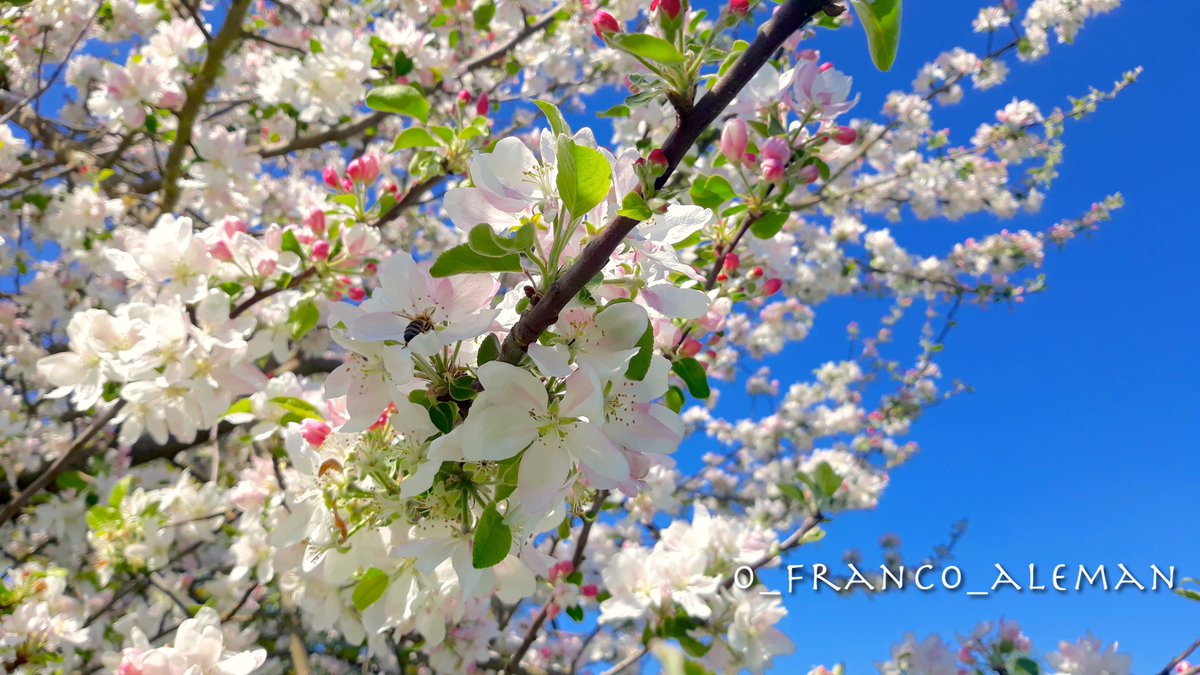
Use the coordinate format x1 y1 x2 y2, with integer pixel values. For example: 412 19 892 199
528 343 572 378
516 437 573 515
567 423 629 482
37 353 88 387
476 362 547 411
560 368 604 422
593 302 648 351
347 312 407 342
641 284 711 320
605 403 681 455
444 187 521 233
462 405 538 461
443 274 500 321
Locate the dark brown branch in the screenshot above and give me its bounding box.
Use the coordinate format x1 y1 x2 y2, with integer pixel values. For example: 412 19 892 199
498 0 835 365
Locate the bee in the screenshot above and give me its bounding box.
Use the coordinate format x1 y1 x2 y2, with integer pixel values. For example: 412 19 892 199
404 315 435 345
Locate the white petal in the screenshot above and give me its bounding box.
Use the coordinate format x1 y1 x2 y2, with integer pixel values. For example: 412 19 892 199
642 284 711 320
444 187 521 233
477 361 547 411
528 343 572 378
462 406 537 461
567 423 629 482
37 353 89 387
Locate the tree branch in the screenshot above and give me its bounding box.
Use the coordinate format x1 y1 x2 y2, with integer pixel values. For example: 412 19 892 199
497 0 836 365
158 0 254 213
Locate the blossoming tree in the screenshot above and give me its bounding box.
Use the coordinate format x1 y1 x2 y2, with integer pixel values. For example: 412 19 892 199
0 0 1191 672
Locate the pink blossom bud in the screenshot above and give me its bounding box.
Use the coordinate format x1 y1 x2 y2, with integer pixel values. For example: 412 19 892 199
657 0 682 19
728 0 749 14
457 90 472 106
592 11 621 37
256 258 277 277
760 137 789 163
750 266 764 278
761 158 784 182
798 164 820 184
763 278 783 296
832 126 857 145
582 584 599 598
301 419 332 447
346 154 380 184
716 272 729 282
720 118 748 163
476 92 489 116
322 166 340 189
305 209 326 234
209 241 233 262
819 61 834 72
722 253 740 272
648 148 669 168
679 338 703 358
223 217 248 236
341 178 354 192
348 286 366 302
312 240 331 261
545 603 561 620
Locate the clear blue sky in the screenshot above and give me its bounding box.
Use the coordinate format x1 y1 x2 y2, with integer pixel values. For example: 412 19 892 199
634 1 1199 671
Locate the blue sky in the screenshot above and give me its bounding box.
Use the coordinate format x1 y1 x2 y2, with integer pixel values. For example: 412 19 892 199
657 1 1200 671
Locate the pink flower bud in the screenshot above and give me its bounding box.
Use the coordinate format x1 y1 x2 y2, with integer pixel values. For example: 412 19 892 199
305 209 326 235
592 11 621 37
761 158 784 183
476 92 489 116
728 0 749 15
223 217 248 236
341 178 354 192
312 240 331 261
722 252 740 272
760 137 789 163
348 286 366 302
582 584 599 598
657 0 682 19
819 61 834 72
716 272 728 282
648 148 669 168
346 154 380 184
457 90 472 106
720 118 748 163
750 266 764 278
209 241 233 262
322 166 340 189
798 164 820 184
679 338 703 358
256 258 277 277
301 419 332 447
832 126 857 145
763 278 783 296
545 603 561 620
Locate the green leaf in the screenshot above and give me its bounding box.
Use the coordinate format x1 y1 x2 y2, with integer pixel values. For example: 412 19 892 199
617 191 653 222
778 483 807 504
390 127 441 152
610 33 686 65
393 50 414 77
624 324 655 381
289 300 320 341
555 137 612 219
1014 658 1040 675
677 634 712 658
671 357 710 399
749 211 789 239
55 471 88 492
86 505 122 531
1177 588 1200 602
689 175 735 210
429 401 456 434
478 334 501 366
108 476 132 507
365 84 430 122
449 376 478 401
472 504 512 569
223 398 253 418
565 605 584 622
533 100 572 137
813 461 844 498
665 385 685 413
430 244 521 277
598 104 631 118
472 0 496 30
271 396 323 421
280 229 303 256
352 568 389 610
468 223 536 257
850 0 902 72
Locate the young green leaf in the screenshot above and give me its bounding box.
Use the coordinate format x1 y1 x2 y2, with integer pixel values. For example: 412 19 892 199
472 504 512 568
610 33 686 65
365 84 430 122
671 357 711 399
289 301 320 341
749 211 790 239
556 137 612 219
352 568 389 610
624 324 655 381
533 100 572 137
850 0 902 72
390 127 441 152
478 334 501 366
429 244 522 277
618 191 653 221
